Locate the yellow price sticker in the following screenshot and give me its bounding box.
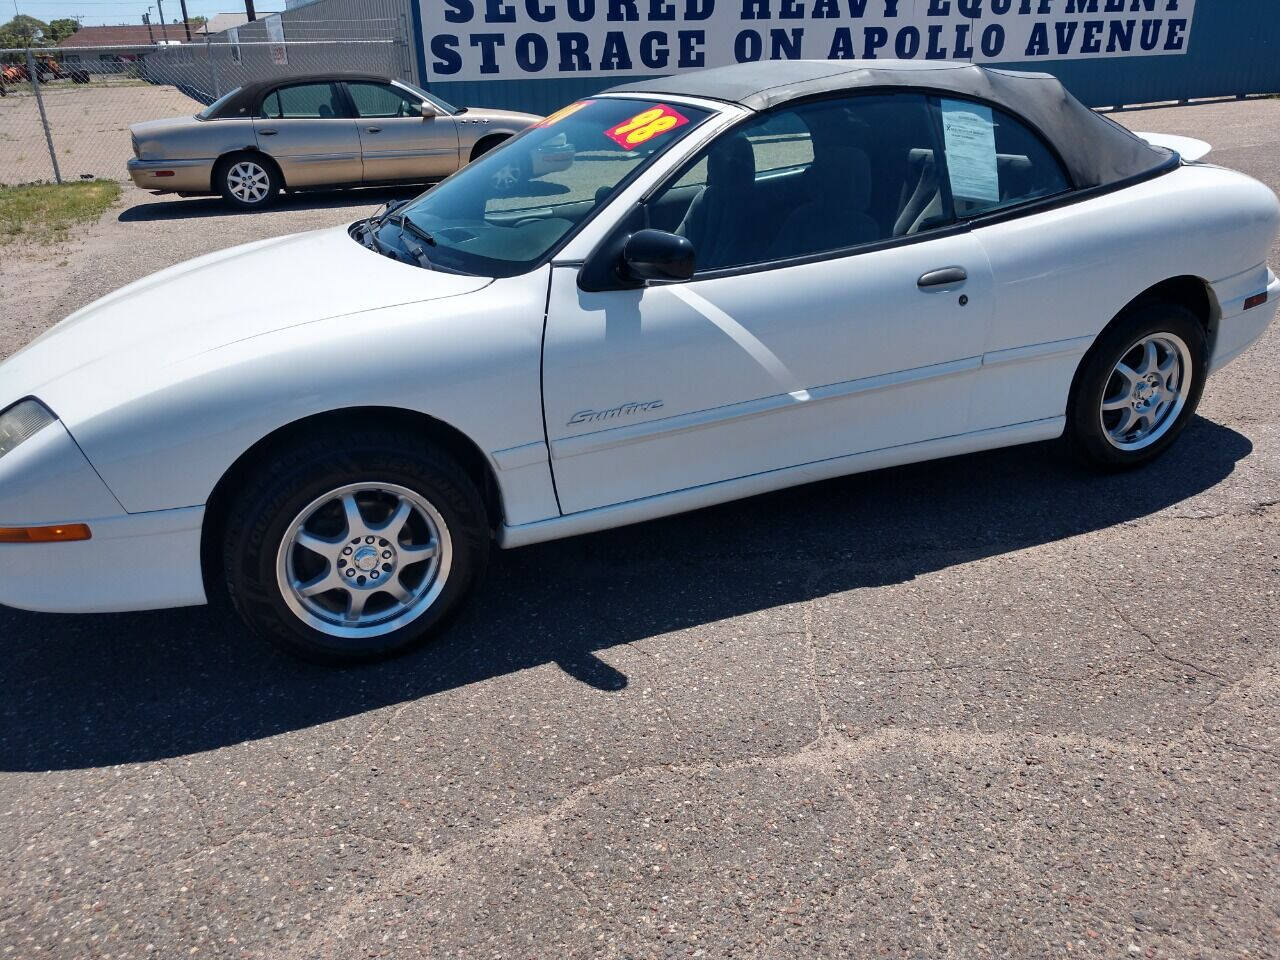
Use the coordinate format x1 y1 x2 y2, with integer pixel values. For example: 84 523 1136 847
603 104 690 150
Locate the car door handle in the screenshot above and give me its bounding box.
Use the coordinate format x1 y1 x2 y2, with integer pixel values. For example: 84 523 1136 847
365 126 382 134
258 129 277 136
917 267 967 288
916 267 962 289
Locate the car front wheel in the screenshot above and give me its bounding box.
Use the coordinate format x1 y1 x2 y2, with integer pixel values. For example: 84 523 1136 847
222 430 489 663
1067 301 1207 469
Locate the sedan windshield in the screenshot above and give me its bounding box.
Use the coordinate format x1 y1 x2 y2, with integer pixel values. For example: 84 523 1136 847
378 98 711 278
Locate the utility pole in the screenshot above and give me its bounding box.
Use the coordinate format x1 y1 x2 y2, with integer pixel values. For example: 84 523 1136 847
157 0 169 41
245 0 256 22
179 0 191 41
142 11 155 44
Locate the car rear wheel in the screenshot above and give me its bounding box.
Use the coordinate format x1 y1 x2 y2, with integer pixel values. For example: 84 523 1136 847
222 430 489 664
1066 301 1207 469
216 153 280 210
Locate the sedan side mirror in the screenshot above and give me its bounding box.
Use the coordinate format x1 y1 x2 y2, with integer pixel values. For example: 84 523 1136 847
418 101 439 119
621 229 695 283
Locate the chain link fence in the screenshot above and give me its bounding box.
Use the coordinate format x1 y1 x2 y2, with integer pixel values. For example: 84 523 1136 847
0 25 412 187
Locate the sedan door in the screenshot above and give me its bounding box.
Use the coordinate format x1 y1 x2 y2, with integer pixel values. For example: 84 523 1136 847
345 80 460 184
542 93 994 515
253 81 362 187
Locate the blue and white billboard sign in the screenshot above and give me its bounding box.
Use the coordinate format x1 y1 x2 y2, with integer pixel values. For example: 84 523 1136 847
423 0 1198 82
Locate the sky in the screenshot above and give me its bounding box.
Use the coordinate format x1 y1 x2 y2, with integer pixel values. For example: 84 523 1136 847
9 0 285 27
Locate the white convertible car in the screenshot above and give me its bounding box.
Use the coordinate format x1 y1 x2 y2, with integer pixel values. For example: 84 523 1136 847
2 61 1277 662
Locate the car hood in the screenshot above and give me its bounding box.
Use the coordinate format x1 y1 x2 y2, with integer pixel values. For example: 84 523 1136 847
0 225 490 417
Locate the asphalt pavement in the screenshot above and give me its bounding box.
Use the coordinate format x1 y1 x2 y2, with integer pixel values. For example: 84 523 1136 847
1 97 1278 959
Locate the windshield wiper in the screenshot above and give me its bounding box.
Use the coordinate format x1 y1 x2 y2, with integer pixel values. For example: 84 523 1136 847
385 214 438 270
401 237 433 269
388 213 437 248
355 198 410 239
375 197 410 224
360 221 415 265
355 212 435 269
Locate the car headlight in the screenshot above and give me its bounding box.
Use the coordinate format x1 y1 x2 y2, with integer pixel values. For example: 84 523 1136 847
0 400 56 460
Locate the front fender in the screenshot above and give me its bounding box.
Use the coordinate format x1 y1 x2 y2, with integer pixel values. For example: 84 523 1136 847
52 268 559 527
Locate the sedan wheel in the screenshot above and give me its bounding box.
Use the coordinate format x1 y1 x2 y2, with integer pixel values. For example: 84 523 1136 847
1067 300 1206 470
217 153 280 209
227 161 271 204
277 483 453 639
223 430 489 663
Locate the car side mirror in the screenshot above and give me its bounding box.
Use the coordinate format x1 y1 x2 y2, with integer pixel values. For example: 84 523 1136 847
621 229 695 283
418 101 438 119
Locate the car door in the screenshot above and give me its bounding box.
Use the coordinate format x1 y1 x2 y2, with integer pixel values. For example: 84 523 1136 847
253 81 362 187
925 97 1079 432
345 80 459 183
542 93 995 515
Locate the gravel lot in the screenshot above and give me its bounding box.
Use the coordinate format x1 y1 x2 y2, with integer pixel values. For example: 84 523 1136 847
2 98 1279 959
0 81 203 186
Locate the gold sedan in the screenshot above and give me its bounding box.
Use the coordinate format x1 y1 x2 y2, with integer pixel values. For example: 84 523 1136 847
127 72 544 209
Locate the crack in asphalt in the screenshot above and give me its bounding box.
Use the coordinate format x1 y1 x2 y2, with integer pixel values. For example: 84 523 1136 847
163 759 214 848
286 723 1197 957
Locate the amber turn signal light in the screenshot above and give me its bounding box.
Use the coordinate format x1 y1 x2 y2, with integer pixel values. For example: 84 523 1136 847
0 524 92 543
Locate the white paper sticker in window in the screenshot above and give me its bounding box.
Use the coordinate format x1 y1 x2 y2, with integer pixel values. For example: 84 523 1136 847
941 100 999 204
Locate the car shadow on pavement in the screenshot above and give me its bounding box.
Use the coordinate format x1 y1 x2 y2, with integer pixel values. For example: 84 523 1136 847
0 417 1253 771
116 185 425 222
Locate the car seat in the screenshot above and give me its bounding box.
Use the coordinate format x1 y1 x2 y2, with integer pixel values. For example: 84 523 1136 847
768 144 879 259
676 133 759 270
894 148 946 236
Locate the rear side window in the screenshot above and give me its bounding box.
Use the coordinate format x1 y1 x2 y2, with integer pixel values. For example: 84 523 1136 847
936 98 1070 217
259 82 344 120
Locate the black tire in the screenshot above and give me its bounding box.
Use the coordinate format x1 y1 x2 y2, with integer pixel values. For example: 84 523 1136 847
215 152 281 210
1066 300 1207 470
222 429 489 665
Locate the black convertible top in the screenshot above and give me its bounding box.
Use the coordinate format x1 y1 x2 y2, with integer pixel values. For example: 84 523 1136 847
607 60 1172 189
202 73 393 119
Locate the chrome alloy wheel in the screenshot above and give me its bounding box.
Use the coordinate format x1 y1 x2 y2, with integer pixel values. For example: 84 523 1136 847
226 160 271 204
1100 332 1193 451
275 483 452 640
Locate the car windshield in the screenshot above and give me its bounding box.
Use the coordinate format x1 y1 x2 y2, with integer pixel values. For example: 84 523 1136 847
196 86 242 120
379 97 712 278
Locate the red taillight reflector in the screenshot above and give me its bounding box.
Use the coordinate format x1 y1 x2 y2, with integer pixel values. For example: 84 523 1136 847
0 524 92 544
153 170 175 178
1243 291 1268 311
